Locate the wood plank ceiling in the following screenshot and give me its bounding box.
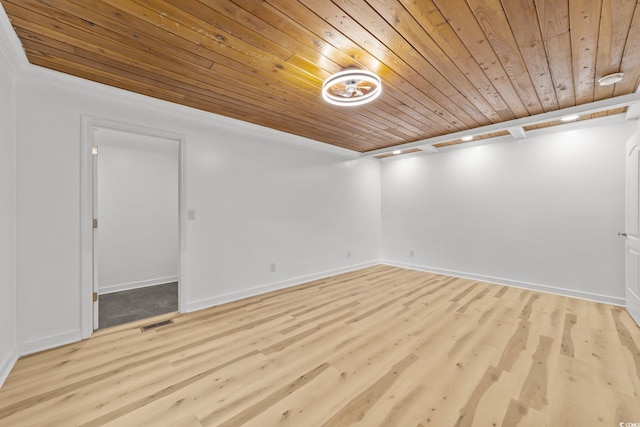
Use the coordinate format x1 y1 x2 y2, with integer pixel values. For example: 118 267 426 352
2 0 639 153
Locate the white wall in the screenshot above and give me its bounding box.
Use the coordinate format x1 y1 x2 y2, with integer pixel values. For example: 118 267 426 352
95 130 179 294
15 69 381 352
381 120 637 304
186 130 381 310
0 23 18 384
10 61 636 357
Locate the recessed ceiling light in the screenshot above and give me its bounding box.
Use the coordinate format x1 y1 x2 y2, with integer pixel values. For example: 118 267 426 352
561 114 580 122
598 72 624 86
322 67 382 107
461 135 473 141
392 150 402 155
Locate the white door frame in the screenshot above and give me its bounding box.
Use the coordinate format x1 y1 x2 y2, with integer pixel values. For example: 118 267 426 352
80 116 187 338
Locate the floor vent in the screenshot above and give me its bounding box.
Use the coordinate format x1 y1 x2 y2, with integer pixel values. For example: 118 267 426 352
140 319 174 332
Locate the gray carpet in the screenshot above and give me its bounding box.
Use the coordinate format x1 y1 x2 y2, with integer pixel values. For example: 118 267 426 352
98 282 178 329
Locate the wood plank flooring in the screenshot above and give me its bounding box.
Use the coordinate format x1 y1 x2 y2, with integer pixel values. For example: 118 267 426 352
1 265 640 426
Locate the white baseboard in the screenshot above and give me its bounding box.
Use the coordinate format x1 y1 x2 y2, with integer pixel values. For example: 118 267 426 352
18 329 83 357
0 345 19 387
382 260 626 306
184 261 379 313
99 276 179 295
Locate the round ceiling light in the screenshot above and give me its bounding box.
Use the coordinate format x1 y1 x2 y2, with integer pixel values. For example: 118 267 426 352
561 114 580 122
598 72 624 86
322 67 382 107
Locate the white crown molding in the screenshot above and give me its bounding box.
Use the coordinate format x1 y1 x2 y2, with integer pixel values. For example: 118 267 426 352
379 113 632 161
626 85 640 120
0 4 358 159
364 93 640 158
0 3 28 74
20 63 361 158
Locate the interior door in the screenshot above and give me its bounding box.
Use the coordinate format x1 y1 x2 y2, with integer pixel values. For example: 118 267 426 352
625 131 640 327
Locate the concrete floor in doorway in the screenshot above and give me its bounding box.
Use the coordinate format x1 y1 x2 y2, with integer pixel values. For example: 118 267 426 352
98 282 178 329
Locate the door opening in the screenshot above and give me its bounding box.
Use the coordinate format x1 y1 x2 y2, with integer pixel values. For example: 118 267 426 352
81 117 186 337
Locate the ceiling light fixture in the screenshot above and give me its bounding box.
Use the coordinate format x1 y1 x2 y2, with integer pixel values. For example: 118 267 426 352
392 150 402 155
461 135 473 141
561 114 580 122
598 72 624 86
322 67 382 107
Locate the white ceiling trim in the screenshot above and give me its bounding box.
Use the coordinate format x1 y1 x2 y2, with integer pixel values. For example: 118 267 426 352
379 113 632 161
19 63 361 159
0 3 29 74
626 86 640 121
363 93 640 158
507 126 527 140
0 3 360 160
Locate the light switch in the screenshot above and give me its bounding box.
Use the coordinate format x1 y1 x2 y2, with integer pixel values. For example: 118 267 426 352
187 209 196 220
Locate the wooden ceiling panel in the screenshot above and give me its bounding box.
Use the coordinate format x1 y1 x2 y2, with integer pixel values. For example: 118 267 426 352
2 0 639 153
402 0 523 121
616 1 640 97
429 0 531 117
362 0 504 123
502 0 559 111
593 0 636 101
466 0 546 115
534 0 575 109
570 0 602 104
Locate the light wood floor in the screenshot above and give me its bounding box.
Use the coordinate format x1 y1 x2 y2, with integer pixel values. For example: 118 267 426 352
1 265 640 426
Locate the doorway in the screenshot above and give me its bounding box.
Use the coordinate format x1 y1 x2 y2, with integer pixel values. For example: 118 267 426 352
99 282 178 329
81 117 186 337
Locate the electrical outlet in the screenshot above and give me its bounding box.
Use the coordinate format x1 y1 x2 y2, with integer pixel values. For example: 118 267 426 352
409 249 414 257
270 263 276 272
347 250 352 258
187 209 196 220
